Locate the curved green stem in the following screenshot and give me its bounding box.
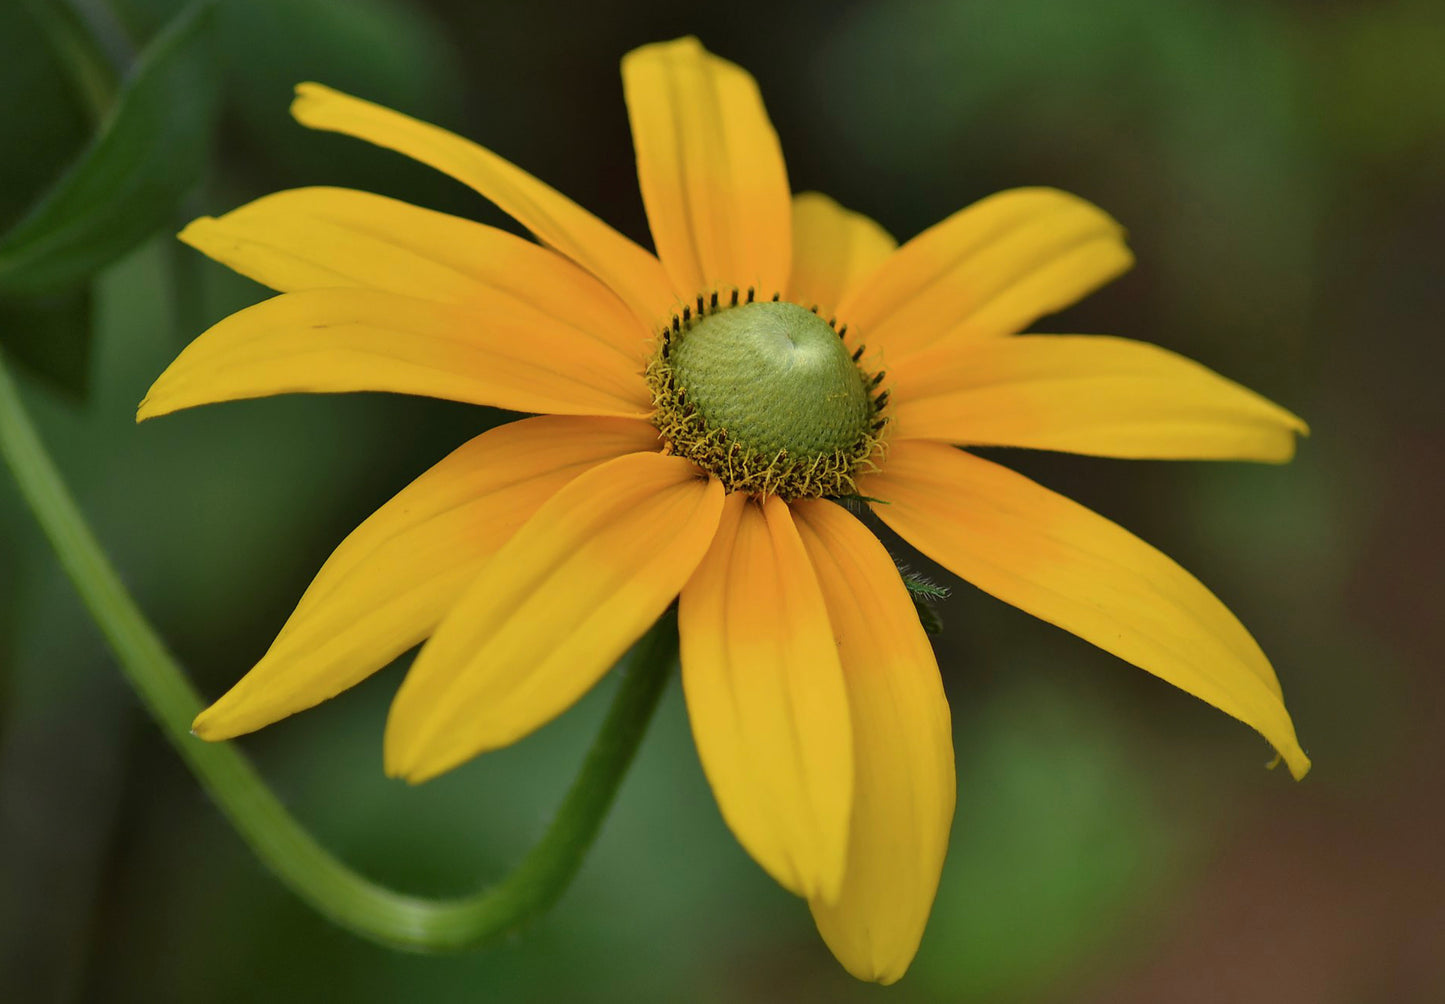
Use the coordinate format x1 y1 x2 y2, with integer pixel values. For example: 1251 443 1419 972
0 348 675 951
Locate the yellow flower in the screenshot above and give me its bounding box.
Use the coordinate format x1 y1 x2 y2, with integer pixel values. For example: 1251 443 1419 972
140 37 1309 983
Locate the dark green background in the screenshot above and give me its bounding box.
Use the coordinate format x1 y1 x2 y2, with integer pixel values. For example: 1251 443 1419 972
2 0 1440 1000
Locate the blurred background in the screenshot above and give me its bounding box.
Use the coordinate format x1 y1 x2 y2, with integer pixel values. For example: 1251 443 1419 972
1 0 1440 1000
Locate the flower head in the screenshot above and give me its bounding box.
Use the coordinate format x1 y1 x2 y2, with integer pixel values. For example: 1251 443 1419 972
141 36 1309 983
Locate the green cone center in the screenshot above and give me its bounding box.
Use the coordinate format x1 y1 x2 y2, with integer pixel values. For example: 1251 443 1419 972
667 301 871 458
646 300 882 498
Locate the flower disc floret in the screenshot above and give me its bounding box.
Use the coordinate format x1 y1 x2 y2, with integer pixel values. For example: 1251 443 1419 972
647 296 884 498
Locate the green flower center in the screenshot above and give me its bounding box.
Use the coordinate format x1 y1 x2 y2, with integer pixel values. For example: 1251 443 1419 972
646 296 885 498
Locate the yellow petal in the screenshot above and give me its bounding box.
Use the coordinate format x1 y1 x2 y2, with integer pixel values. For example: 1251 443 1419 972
193 417 660 740
180 187 652 366
622 37 792 301
891 335 1308 461
837 188 1133 362
290 83 676 328
384 453 723 783
786 192 897 320
678 493 853 902
136 288 648 421
792 499 955 985
863 441 1310 779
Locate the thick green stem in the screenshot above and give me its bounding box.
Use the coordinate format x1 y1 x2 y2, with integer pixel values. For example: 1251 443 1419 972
0 348 675 951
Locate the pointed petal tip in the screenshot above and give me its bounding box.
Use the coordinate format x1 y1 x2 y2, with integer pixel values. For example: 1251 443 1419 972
137 401 179 422
190 709 227 742
191 684 311 743
843 959 907 987
135 392 171 423
191 698 261 742
381 701 469 785
1265 397 1310 441
812 924 915 985
176 217 216 248
381 722 410 778
381 740 448 786
1259 409 1310 463
383 762 428 786
1279 746 1312 781
1097 238 1135 286
290 82 337 123
1249 429 1302 465
381 752 412 783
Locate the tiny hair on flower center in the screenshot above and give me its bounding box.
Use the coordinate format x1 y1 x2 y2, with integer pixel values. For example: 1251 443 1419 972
646 290 887 499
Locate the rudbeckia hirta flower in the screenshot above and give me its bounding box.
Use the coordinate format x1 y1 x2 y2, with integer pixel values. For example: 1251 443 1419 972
140 37 1309 983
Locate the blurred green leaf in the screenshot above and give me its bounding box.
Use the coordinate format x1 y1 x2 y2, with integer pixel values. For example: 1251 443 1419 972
0 0 217 295
218 0 461 180
20 0 123 123
0 290 92 397
914 676 1184 999
0 4 91 233
1315 0 1445 165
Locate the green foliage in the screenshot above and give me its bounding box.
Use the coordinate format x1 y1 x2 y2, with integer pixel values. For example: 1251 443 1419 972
0 4 91 239
0 0 217 395
17 0 123 124
0 1 217 295
0 290 92 398
914 679 1184 999
215 0 463 183
1314 0 1445 164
